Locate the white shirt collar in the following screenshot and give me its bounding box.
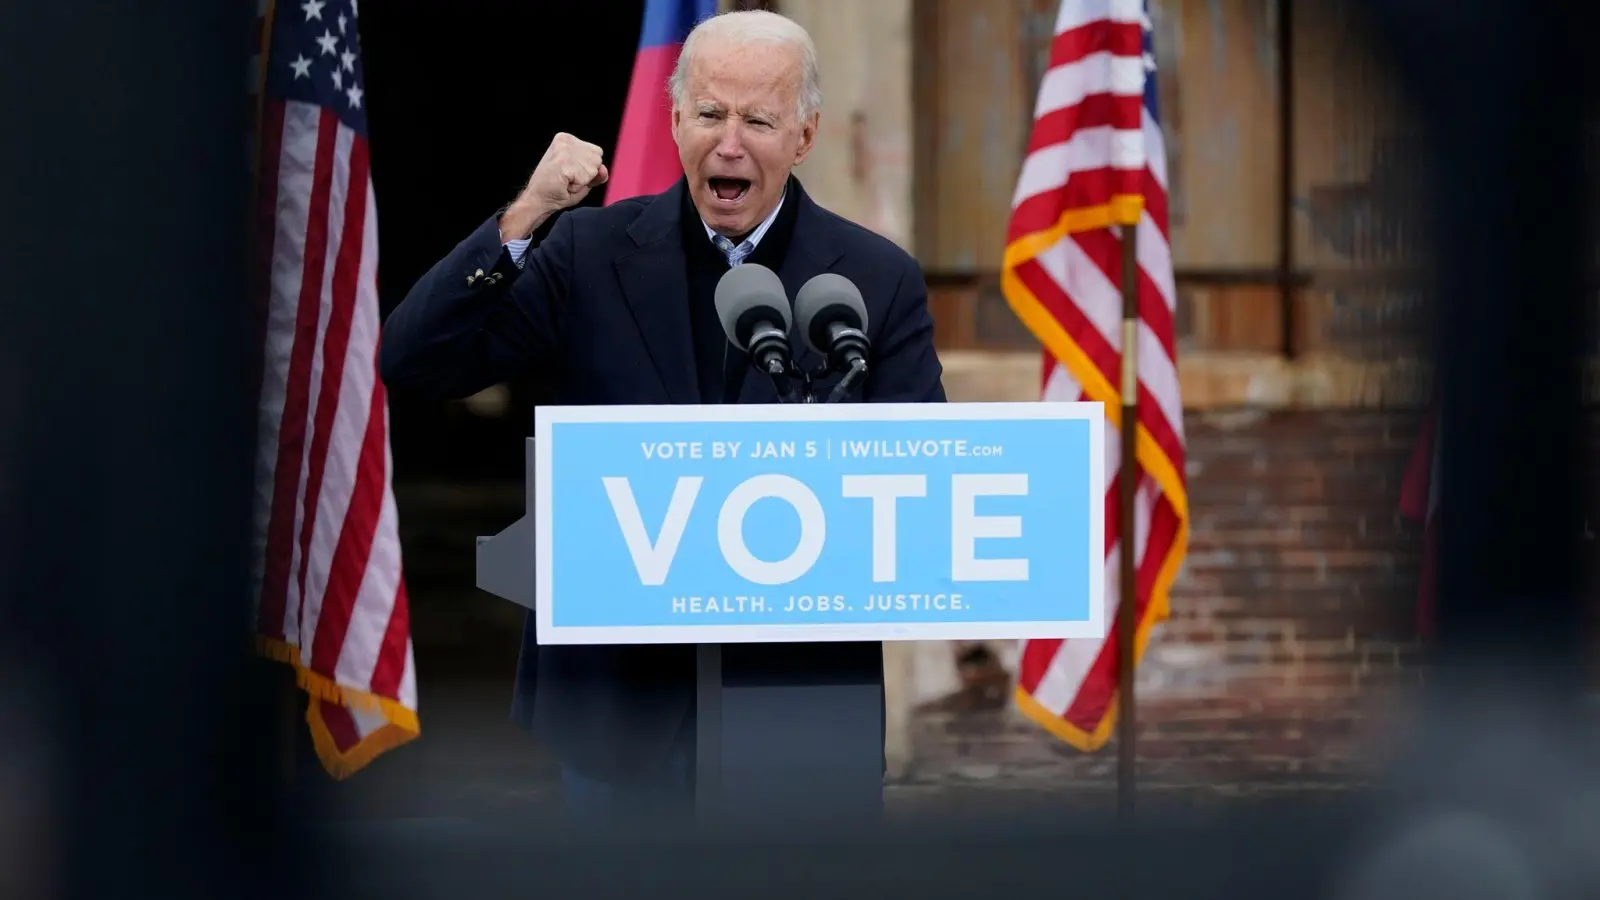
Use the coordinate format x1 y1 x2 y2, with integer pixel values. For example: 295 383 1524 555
703 189 785 250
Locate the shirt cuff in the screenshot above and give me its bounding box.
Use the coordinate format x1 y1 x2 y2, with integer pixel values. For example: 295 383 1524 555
504 237 532 269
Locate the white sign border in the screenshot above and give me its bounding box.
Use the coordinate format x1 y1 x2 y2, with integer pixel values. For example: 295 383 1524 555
533 401 1105 645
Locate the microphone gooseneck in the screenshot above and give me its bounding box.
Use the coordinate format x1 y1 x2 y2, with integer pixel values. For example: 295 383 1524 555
825 356 868 404
763 352 804 404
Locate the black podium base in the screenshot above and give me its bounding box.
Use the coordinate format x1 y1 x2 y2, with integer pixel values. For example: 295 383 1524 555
694 643 884 825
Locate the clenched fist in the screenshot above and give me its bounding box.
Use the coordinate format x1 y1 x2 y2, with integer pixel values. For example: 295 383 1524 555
500 133 609 241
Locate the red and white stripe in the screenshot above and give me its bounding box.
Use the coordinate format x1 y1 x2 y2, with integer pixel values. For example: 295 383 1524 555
250 86 419 775
1003 0 1189 750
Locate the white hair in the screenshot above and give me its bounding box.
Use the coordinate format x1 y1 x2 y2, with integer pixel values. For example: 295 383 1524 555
667 10 823 123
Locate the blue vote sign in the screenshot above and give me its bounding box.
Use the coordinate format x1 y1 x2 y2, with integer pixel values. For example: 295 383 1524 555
533 401 1106 645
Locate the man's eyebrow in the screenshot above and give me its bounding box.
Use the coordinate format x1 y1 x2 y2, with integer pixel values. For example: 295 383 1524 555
692 100 781 121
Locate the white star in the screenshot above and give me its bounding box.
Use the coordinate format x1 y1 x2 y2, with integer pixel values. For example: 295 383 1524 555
301 0 325 21
289 54 312 79
315 30 338 56
338 13 347 33
340 49 356 72
346 84 364 109
351 0 358 16
332 69 343 90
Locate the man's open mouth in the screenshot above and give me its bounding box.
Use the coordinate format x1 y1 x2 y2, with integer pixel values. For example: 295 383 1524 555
708 177 751 203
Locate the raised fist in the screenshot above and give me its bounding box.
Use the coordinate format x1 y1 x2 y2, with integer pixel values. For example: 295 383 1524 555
523 132 609 213
499 133 609 242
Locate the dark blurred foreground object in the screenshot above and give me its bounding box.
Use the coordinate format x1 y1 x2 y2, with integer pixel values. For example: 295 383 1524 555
1346 1 1600 898
0 2 321 898
1369 0 1593 676
2 1 1597 899
318 782 1600 900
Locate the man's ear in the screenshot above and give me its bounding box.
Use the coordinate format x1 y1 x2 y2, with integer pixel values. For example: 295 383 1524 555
793 111 819 166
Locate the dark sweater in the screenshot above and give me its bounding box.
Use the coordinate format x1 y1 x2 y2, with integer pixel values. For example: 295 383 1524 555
678 179 801 403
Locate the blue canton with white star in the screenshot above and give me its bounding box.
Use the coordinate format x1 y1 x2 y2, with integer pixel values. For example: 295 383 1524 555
265 0 368 137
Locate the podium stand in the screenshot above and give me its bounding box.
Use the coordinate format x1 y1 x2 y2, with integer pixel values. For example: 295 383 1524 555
477 403 1104 824
476 438 885 822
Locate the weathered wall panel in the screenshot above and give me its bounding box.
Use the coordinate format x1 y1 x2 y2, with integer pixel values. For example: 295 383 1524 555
911 0 1294 355
779 0 915 250
912 0 1284 275
906 1 1448 361
926 275 1291 357
912 0 1057 273
1290 0 1431 359
1158 0 1281 269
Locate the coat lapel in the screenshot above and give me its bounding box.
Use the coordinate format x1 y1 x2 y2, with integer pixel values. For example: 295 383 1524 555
615 180 698 404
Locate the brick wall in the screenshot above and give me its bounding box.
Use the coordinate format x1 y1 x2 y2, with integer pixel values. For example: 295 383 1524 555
912 406 1600 793
1138 409 1427 778
913 408 1431 791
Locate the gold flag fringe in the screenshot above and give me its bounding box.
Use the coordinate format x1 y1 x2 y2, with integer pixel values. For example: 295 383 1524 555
256 636 420 780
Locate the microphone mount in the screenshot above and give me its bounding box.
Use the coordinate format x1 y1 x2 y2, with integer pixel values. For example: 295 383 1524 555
776 355 867 404
824 357 867 403
765 356 807 404
714 266 872 404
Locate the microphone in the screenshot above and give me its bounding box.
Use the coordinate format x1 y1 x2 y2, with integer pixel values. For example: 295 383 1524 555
713 263 800 401
794 273 870 402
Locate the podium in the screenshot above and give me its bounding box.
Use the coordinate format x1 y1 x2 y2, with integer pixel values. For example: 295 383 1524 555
476 402 1106 822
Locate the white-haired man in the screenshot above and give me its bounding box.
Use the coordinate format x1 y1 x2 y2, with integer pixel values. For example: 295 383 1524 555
380 10 946 818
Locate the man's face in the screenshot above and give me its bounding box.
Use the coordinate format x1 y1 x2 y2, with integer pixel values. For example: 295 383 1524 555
671 38 817 238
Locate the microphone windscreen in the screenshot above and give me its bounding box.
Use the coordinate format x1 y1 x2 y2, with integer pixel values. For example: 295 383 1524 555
713 263 791 349
794 273 867 356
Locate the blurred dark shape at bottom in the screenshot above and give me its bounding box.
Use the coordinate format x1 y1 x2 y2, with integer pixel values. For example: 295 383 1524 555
312 689 1600 900
0 655 57 900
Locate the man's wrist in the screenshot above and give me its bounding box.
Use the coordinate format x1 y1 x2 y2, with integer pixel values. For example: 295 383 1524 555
498 199 554 244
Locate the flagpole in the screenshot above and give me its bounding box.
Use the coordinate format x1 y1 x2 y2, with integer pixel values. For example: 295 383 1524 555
1116 219 1139 818
249 0 277 215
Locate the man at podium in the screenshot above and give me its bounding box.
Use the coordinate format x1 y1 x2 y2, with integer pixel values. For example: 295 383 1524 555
379 9 945 819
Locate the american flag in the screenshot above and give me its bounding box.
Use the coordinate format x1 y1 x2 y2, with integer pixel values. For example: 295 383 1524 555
1002 0 1189 749
249 0 419 778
